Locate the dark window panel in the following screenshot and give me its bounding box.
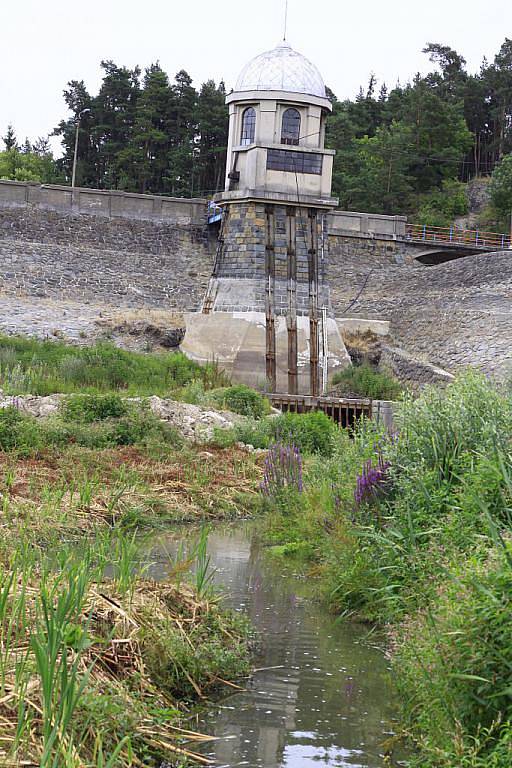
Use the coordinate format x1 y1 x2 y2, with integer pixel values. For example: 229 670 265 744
266 149 323 175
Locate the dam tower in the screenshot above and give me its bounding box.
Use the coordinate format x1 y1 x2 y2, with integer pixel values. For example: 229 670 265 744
182 40 349 394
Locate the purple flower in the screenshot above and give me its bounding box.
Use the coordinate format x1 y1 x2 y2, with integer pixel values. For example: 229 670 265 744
260 441 303 499
354 453 391 506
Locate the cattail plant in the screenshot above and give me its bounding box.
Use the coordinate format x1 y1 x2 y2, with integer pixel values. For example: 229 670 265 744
260 442 303 501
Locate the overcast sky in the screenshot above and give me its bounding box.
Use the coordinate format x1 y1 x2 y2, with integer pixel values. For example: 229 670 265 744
1 0 511 155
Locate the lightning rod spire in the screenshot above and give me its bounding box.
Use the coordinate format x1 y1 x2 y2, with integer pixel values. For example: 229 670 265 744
283 0 288 41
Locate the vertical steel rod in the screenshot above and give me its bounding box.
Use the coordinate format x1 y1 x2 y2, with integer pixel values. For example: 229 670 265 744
286 206 298 395
308 209 319 397
265 205 277 392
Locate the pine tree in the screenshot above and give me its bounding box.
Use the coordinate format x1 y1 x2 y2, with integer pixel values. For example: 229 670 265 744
195 79 228 195
166 70 197 196
3 124 18 151
94 61 141 189
121 63 173 193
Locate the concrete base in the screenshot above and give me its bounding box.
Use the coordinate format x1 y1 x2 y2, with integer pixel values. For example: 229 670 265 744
181 311 351 394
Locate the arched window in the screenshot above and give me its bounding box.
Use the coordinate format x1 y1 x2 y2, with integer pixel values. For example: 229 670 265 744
281 108 301 145
240 107 256 145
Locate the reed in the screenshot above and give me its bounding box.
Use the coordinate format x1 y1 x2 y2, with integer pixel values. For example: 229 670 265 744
0 541 250 767
193 526 216 600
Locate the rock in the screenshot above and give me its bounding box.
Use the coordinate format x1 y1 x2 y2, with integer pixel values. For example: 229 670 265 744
143 396 242 442
0 392 242 445
0 393 62 418
159 327 185 348
379 345 455 389
236 441 267 455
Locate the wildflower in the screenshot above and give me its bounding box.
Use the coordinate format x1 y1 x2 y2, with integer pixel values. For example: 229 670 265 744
354 452 390 506
260 441 303 499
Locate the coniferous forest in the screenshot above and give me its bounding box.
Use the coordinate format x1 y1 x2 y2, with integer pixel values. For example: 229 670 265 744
2 39 512 226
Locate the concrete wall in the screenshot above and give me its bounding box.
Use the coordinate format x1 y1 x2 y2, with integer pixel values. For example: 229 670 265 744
0 180 407 240
329 210 407 238
0 180 206 226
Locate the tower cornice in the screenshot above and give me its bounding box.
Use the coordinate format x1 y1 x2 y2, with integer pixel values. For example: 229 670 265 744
226 89 332 112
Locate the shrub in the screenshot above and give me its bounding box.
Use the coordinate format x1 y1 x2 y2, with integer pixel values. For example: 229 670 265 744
208 427 238 449
415 179 469 228
271 411 337 456
61 394 128 423
489 153 512 226
0 406 44 455
112 410 184 449
332 363 403 400
0 407 26 451
211 385 269 419
234 419 272 449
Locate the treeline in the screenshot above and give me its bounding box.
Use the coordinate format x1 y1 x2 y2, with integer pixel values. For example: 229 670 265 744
54 62 228 197
2 39 512 223
327 39 512 218
2 61 228 198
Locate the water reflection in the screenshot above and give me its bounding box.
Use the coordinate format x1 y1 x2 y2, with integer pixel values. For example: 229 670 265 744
145 525 407 768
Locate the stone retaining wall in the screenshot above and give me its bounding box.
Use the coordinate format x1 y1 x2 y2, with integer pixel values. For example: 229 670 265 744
0 205 212 310
0 237 211 310
331 251 512 379
0 183 509 381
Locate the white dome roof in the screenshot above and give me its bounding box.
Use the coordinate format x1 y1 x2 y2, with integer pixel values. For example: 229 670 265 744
235 41 326 99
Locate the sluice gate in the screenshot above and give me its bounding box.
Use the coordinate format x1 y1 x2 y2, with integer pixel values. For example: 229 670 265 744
270 394 373 429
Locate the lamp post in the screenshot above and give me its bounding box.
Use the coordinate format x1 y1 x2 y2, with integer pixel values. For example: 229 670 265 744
71 108 91 189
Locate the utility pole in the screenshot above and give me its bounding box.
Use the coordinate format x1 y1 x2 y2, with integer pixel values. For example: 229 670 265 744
71 108 91 188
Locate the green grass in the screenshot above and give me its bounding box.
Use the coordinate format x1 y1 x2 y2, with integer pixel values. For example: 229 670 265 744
0 334 264 764
0 335 229 396
331 362 403 400
258 372 512 767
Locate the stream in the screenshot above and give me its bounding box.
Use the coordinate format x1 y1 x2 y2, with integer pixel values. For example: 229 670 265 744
144 524 409 768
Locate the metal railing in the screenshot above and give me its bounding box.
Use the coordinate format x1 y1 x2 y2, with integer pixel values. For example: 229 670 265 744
405 223 511 250
270 394 372 429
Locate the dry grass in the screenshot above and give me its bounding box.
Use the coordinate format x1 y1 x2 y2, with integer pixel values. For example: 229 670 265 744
340 329 381 353
96 310 184 331
0 575 245 766
0 445 263 554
